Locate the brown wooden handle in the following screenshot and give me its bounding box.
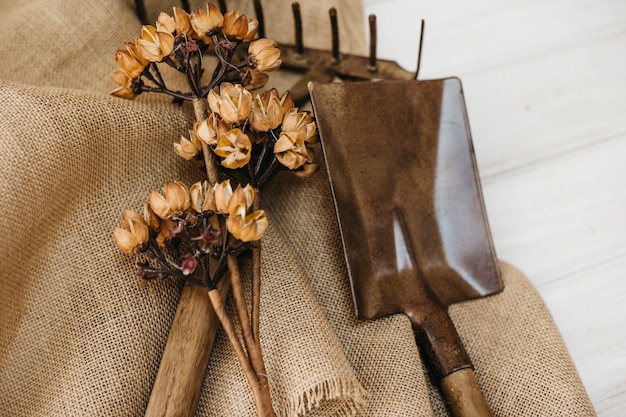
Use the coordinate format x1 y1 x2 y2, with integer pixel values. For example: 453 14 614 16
145 278 230 417
441 368 494 417
407 302 493 417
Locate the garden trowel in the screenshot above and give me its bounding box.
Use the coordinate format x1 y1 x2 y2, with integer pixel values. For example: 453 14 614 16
309 78 503 417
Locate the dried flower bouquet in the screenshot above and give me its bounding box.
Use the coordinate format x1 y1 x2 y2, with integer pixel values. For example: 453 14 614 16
111 4 318 416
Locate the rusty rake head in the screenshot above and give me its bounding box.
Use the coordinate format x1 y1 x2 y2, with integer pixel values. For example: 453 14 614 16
273 2 425 103
134 0 424 102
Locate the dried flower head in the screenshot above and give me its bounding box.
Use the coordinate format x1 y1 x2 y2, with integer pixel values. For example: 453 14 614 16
213 128 252 169
208 82 252 124
274 131 308 170
250 88 284 132
149 181 191 219
113 209 150 254
190 3 223 37
281 108 318 143
136 24 175 62
214 180 255 214
223 10 258 41
194 113 229 146
157 11 178 34
226 205 268 242
174 132 203 160
190 181 216 213
241 69 269 91
214 128 252 169
173 7 193 36
248 39 282 72
114 43 148 79
110 70 137 100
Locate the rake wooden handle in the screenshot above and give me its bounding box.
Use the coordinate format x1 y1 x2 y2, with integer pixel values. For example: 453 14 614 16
145 278 230 417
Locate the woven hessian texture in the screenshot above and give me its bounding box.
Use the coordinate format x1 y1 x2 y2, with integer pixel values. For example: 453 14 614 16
0 0 596 416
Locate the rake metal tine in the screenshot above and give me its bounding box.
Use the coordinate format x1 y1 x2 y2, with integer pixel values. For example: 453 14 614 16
415 19 425 79
252 0 265 38
368 14 377 72
329 7 339 63
134 0 148 23
292 2 304 56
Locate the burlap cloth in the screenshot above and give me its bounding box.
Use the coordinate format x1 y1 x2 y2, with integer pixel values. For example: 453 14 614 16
0 0 597 416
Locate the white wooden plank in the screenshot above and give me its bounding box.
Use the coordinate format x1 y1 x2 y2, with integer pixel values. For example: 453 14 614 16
541 258 626 417
464 30 626 179
482 133 626 286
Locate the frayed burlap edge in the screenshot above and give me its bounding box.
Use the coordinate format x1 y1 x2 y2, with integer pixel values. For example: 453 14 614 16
282 376 368 417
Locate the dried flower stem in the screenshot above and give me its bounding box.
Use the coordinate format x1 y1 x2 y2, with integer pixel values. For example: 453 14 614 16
207 287 256 380
229 254 274 416
251 191 262 339
207 277 275 417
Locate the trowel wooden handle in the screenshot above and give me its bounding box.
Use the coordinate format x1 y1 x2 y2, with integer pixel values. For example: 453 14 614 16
441 368 494 417
409 304 493 417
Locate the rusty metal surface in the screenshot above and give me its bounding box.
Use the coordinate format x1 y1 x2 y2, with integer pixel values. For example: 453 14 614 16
309 78 503 378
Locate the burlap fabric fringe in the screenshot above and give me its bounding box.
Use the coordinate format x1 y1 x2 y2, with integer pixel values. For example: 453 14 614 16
0 0 596 416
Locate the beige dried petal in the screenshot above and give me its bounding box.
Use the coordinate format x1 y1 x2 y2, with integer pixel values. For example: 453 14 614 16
174 134 201 160
113 227 137 255
281 108 311 133
149 181 190 219
274 132 307 170
190 181 216 213
173 7 193 36
248 38 282 72
191 3 223 36
163 181 190 213
149 189 170 219
114 48 145 79
273 132 295 153
214 180 234 214
113 209 149 254
208 83 252 124
111 70 136 100
214 180 255 213
156 218 177 246
194 113 228 146
122 209 150 244
214 128 251 169
280 91 295 113
157 12 177 33
250 89 284 132
110 88 135 100
143 202 160 231
156 23 175 55
226 205 267 242
223 10 257 40
137 25 174 62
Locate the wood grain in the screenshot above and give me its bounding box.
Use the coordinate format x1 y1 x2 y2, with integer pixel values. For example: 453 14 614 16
145 278 230 417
